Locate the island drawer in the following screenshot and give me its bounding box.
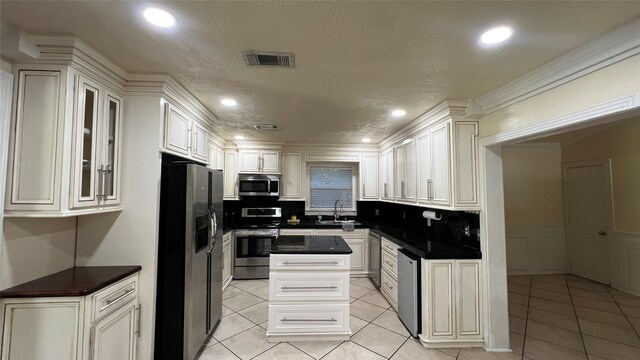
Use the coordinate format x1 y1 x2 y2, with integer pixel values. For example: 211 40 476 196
270 272 349 301
270 254 350 270
91 274 138 321
381 249 398 279
268 304 350 334
315 229 366 239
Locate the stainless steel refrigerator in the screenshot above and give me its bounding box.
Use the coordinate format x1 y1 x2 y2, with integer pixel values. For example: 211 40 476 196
155 155 223 360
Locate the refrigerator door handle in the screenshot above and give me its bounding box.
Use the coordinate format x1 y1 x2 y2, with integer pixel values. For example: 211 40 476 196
208 206 217 254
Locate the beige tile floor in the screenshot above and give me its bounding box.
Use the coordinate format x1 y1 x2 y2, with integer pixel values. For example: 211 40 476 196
197 274 640 360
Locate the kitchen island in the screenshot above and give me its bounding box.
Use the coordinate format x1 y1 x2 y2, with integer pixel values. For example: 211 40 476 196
267 235 353 342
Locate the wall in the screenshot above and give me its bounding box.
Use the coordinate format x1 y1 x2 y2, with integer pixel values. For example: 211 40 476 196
1 218 76 290
480 54 640 137
75 95 163 360
562 117 640 295
502 145 567 274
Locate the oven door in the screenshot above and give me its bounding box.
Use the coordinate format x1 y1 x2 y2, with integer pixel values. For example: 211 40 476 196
234 230 278 266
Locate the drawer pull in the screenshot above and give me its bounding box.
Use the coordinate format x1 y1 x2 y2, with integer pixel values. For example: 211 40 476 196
385 282 394 290
382 245 396 253
384 260 394 267
281 286 337 290
282 261 339 265
281 317 337 322
102 287 135 308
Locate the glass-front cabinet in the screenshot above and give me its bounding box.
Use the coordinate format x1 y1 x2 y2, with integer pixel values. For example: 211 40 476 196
72 76 122 209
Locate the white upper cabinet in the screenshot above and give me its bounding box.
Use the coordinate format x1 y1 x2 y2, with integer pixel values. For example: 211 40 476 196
380 149 394 200
5 66 124 217
417 121 452 207
208 144 225 171
223 150 239 200
416 118 478 210
238 149 280 173
281 153 303 200
163 102 209 163
360 153 379 200
394 140 416 202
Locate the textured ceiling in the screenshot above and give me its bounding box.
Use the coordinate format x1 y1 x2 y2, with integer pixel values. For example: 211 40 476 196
2 1 639 144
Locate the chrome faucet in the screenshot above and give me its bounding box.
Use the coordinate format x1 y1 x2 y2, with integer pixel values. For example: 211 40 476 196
334 199 343 222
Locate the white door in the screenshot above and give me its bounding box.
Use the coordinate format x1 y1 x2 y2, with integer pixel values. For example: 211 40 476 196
416 131 431 203
430 122 451 206
564 161 612 284
238 150 260 172
91 302 137 360
361 154 379 199
191 122 209 162
260 151 280 173
164 104 191 156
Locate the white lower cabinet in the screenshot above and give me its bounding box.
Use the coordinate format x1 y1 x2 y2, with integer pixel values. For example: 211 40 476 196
420 259 483 348
380 237 401 310
222 231 234 291
268 254 351 342
282 229 368 276
0 273 140 360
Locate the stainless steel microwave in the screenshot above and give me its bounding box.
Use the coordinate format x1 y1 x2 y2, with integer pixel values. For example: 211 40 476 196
238 174 280 196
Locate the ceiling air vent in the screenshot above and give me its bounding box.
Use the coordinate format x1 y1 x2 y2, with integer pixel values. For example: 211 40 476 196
243 51 295 68
253 124 280 130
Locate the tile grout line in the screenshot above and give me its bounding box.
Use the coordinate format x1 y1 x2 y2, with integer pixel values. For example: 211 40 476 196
565 275 590 357
520 276 533 360
606 287 640 341
387 337 410 360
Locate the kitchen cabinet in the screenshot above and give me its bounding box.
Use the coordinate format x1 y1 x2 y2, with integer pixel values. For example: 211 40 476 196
379 149 394 200
223 150 238 200
416 119 478 210
420 259 483 348
360 153 379 200
207 144 225 171
280 153 303 200
5 66 124 217
279 229 369 276
380 237 401 310
163 102 209 162
238 149 280 173
222 231 234 291
268 253 351 341
0 272 140 360
394 140 416 202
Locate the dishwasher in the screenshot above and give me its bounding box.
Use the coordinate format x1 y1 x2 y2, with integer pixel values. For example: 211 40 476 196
397 248 421 337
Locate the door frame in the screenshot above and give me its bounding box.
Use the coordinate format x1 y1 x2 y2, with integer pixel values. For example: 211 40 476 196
477 93 640 351
562 159 614 284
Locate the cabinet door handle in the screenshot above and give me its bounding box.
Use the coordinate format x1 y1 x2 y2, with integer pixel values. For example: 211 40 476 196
383 183 388 198
362 182 365 197
281 317 337 322
187 127 192 151
135 304 141 337
97 165 104 200
281 286 337 290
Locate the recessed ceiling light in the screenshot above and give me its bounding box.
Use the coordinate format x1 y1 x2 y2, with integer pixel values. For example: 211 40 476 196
391 109 406 117
143 8 175 28
361 138 371 143
221 98 237 107
234 135 245 140
480 26 513 45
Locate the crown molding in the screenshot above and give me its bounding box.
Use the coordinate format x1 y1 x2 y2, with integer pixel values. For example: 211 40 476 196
378 99 467 151
479 93 640 147
474 19 640 115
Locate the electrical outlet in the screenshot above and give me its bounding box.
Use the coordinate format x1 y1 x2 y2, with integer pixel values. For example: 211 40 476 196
464 225 470 236
402 211 406 220
375 209 379 216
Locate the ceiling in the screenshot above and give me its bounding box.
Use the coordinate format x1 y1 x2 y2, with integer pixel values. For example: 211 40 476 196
1 1 639 144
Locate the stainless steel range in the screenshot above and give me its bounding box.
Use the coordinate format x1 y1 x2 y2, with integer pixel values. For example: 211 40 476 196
234 207 281 279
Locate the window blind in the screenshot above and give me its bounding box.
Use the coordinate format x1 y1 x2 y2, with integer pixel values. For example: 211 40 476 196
310 167 353 209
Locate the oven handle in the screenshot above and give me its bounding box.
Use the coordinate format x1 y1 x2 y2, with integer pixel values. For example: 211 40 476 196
234 230 279 237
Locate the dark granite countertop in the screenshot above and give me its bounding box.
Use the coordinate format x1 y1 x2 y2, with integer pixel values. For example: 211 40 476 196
271 235 353 254
368 224 481 260
0 266 142 298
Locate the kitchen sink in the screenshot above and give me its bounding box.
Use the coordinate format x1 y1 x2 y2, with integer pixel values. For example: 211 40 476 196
315 220 361 226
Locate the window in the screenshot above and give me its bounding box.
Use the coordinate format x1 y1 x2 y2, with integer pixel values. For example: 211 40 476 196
306 165 356 215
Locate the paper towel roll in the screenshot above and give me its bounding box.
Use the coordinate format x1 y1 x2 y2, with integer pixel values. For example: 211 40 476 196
422 210 441 220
